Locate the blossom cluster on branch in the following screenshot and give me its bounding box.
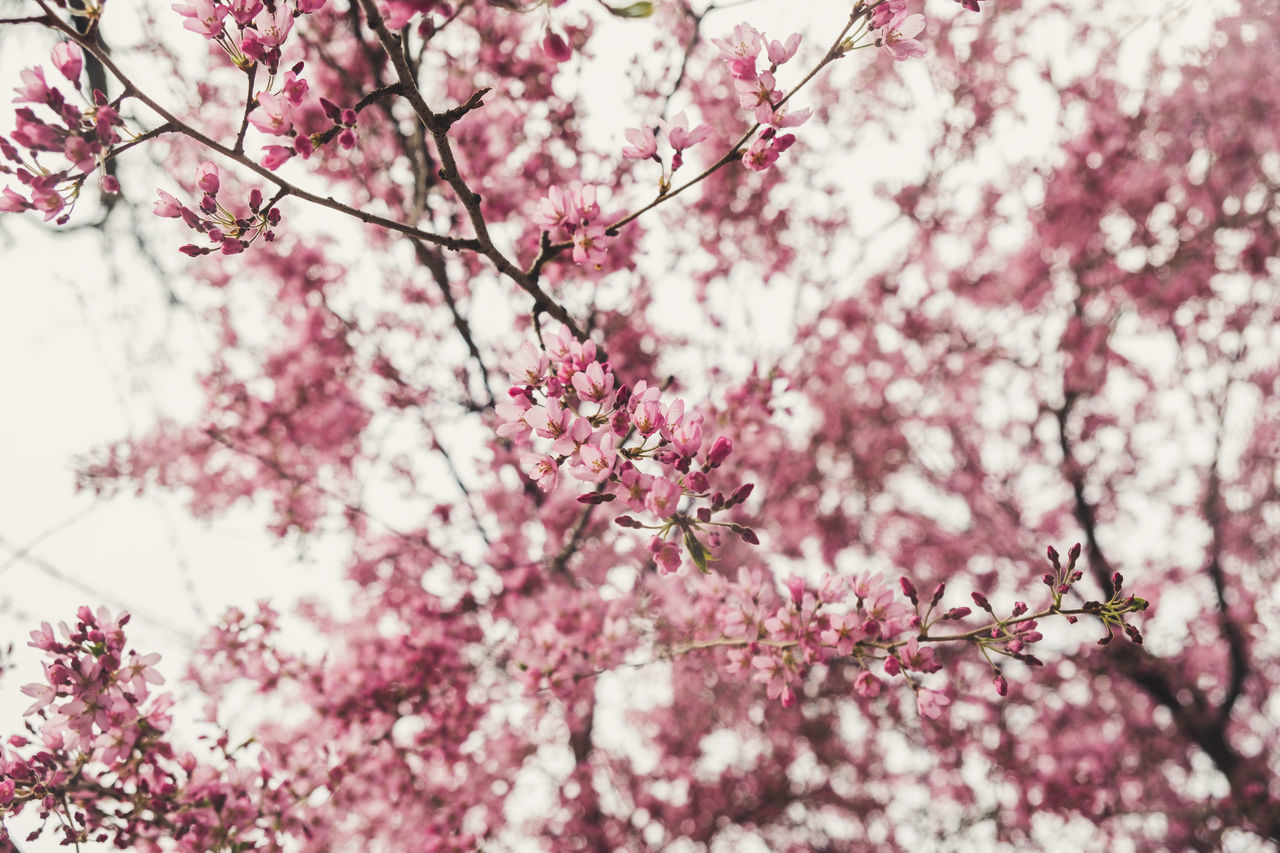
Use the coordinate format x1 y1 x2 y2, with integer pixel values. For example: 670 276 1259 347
2 0 1277 848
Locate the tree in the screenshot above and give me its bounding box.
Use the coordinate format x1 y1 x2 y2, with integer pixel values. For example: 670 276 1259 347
0 0 1277 848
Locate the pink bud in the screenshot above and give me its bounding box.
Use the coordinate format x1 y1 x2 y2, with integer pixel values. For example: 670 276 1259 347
52 42 83 84
195 161 219 194
542 29 572 63
706 436 733 467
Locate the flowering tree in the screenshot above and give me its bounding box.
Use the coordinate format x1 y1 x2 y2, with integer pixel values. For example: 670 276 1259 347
1 0 1277 848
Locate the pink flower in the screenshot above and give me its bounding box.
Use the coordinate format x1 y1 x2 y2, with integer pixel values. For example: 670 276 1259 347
195 161 220 195
880 12 926 62
655 542 682 574
765 33 802 66
668 415 703 457
870 0 906 29
645 477 682 517
853 671 882 698
573 433 616 483
533 186 569 231
172 0 227 39
661 112 711 152
756 103 811 129
51 42 83 84
621 127 657 160
916 688 951 720
742 136 780 171
521 453 559 492
711 23 763 80
153 189 184 217
242 4 293 60
495 395 534 444
0 187 31 213
706 436 733 467
228 0 262 25
13 67 52 105
735 71 777 111
527 398 571 441
261 144 293 170
280 70 309 106
503 341 548 385
543 28 572 63
572 223 607 267
571 361 614 403
249 90 293 136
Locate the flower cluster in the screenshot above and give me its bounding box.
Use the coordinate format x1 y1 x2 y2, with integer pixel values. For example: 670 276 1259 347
531 185 610 267
172 0 322 73
154 161 281 255
0 43 122 223
621 112 712 191
711 23 810 171
704 544 1147 717
496 332 756 574
871 1 926 62
17 607 168 765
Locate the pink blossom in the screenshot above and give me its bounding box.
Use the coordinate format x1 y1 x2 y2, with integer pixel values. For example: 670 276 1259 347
571 223 607 267
742 136 780 171
735 71 777 111
227 0 262 25
503 341 549 385
172 0 227 39
654 542 682 574
526 398 570 441
533 186 569 231
13 67 52 104
261 144 293 170
570 361 614 403
645 476 682 517
249 90 293 136
765 33 802 66
621 127 657 160
711 23 763 79
870 0 906 29
195 161 220 195
153 189 184 217
916 688 951 721
661 112 712 152
853 671 882 698
520 453 559 492
573 432 617 483
0 187 31 213
51 42 84 84
880 12 927 61
542 28 572 63
756 103 811 129
668 416 703 457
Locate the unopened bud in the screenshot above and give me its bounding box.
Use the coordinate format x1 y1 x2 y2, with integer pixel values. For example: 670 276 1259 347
707 436 733 467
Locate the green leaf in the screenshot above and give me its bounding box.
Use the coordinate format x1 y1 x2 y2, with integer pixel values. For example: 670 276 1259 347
684 529 710 574
606 1 655 18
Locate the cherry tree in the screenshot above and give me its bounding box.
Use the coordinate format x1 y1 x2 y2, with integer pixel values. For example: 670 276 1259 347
1 0 1277 848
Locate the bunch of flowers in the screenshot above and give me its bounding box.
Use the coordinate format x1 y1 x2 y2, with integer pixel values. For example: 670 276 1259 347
496 331 757 575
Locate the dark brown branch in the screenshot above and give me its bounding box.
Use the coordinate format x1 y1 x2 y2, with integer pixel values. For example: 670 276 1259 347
411 239 494 407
